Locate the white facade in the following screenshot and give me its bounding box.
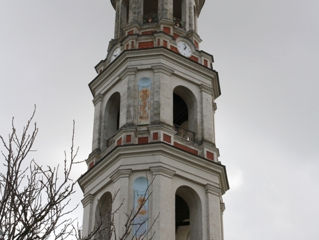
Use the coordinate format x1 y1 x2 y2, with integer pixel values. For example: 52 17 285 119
79 1 229 239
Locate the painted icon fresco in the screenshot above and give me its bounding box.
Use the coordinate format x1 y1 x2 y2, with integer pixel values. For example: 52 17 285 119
133 177 149 238
138 77 151 125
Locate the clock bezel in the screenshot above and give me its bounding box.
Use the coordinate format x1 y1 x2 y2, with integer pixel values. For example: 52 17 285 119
176 39 193 58
110 46 122 62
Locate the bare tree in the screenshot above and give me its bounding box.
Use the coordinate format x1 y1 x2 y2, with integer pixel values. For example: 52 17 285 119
0 109 78 240
0 109 158 240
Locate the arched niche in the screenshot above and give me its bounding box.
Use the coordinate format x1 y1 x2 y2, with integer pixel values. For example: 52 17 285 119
95 192 112 240
132 177 149 238
104 92 121 147
143 0 158 23
173 86 198 141
175 186 202 240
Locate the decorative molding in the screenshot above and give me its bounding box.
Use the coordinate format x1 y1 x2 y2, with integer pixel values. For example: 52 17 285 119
200 84 213 94
205 184 222 196
92 94 103 105
213 102 217 111
110 168 132 182
220 201 226 212
88 148 101 159
81 194 94 207
127 66 138 73
150 166 175 178
151 64 174 75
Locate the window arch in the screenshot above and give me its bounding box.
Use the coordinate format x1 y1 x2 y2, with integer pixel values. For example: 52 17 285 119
173 86 197 141
143 0 158 23
104 92 121 147
175 186 202 240
95 192 112 240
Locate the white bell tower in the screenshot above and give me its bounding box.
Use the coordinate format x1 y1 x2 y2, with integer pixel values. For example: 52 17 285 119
79 1 229 239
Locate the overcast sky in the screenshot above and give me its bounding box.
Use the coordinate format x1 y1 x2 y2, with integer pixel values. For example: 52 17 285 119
1 0 318 239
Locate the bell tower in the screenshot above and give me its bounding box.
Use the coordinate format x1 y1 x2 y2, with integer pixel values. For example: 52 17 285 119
79 1 229 239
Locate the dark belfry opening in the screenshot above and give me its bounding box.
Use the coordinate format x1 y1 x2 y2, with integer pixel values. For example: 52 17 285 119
175 195 190 228
126 0 129 23
104 92 121 147
143 0 158 23
173 0 183 27
116 111 120 130
173 93 188 128
175 186 202 239
176 195 190 239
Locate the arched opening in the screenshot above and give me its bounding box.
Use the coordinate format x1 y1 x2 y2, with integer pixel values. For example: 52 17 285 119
173 86 197 141
143 0 158 23
104 92 120 147
95 192 112 240
175 186 202 240
173 0 184 28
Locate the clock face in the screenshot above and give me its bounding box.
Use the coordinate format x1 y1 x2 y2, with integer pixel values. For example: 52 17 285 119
111 47 122 62
177 41 192 57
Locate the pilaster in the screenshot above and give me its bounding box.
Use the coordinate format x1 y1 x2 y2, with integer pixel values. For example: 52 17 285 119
114 0 121 38
128 0 138 24
150 66 163 124
150 166 175 240
81 194 95 237
110 168 132 238
200 85 215 143
126 68 138 125
205 184 223 240
92 94 103 151
158 0 173 21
